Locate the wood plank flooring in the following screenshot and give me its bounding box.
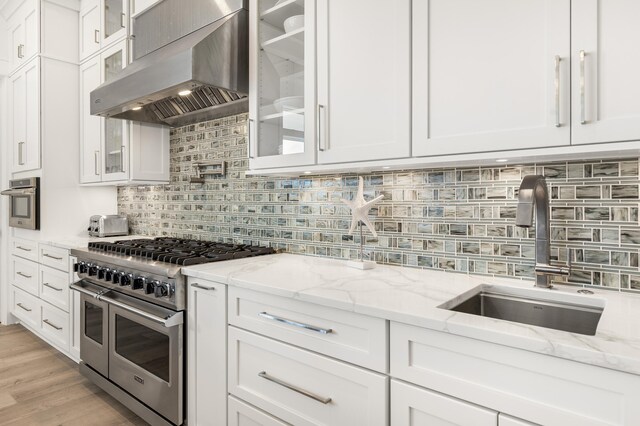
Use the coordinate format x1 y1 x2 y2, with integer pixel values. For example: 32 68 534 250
0 324 147 425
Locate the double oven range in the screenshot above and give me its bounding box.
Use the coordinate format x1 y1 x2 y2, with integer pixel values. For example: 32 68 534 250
71 238 275 426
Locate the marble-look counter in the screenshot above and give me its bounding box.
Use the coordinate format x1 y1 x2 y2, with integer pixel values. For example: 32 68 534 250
38 234 149 250
183 253 640 376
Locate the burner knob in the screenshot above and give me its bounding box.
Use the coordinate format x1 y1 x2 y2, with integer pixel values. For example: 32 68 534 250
75 262 88 274
112 271 122 284
105 269 113 282
120 273 133 287
88 265 99 276
132 276 146 290
143 279 157 295
154 282 170 298
98 267 108 280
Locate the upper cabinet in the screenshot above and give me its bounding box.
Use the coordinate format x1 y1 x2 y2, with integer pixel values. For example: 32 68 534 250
571 0 640 145
7 0 38 73
249 0 411 170
10 58 40 172
79 0 128 62
412 0 570 157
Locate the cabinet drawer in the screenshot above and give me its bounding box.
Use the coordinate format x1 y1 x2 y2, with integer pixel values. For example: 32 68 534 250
12 256 39 296
39 244 70 272
229 287 388 372
229 327 388 426
40 301 70 352
12 238 39 261
40 265 70 312
391 379 497 426
228 396 289 426
12 286 41 330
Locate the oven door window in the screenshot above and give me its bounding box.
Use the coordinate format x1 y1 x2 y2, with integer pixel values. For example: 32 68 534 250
85 301 104 345
115 314 170 382
11 196 30 218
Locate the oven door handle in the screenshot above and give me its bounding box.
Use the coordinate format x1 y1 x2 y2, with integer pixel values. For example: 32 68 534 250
70 283 183 328
1 188 35 196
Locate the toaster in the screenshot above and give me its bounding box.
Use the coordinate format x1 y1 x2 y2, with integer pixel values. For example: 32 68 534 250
88 215 129 237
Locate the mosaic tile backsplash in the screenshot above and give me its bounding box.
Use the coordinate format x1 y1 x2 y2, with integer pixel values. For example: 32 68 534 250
118 113 640 293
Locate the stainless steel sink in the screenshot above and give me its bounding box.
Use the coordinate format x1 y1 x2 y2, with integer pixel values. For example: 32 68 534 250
440 285 605 336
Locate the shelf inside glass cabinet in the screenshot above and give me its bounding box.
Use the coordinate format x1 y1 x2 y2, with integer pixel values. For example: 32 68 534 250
261 28 304 64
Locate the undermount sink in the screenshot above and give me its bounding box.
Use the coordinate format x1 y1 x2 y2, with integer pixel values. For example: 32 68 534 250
439 285 605 336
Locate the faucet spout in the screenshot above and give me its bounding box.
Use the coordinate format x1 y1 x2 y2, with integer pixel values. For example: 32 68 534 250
515 175 569 288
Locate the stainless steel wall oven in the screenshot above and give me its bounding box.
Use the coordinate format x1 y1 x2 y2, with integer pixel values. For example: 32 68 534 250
1 177 40 230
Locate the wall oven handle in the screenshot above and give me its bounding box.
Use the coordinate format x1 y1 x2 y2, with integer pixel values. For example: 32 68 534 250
1 188 35 196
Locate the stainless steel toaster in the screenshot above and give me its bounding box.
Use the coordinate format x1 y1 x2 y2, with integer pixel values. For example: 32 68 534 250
88 215 129 237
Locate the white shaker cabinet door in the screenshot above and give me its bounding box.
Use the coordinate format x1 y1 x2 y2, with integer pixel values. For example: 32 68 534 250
80 57 102 183
80 0 101 61
572 0 640 145
413 0 570 157
316 0 411 164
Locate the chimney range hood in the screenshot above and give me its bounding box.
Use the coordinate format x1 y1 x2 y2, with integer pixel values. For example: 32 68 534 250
90 0 248 127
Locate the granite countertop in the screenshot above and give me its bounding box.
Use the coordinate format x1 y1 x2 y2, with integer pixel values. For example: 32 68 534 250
183 253 640 376
40 234 149 250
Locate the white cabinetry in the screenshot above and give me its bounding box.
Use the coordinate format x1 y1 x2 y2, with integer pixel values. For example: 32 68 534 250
9 57 39 172
79 39 170 185
412 0 570 157
79 0 101 60
7 0 38 73
316 0 410 164
79 0 128 61
571 0 640 145
187 279 227 426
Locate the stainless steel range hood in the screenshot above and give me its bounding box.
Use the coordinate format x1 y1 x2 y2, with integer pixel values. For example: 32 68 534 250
90 0 248 127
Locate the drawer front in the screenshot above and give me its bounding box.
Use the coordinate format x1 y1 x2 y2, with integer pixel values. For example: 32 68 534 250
228 396 290 426
12 286 41 330
12 238 38 261
229 327 388 426
12 256 39 296
229 287 388 372
390 322 639 426
39 244 70 272
40 265 70 312
40 301 70 352
391 379 497 426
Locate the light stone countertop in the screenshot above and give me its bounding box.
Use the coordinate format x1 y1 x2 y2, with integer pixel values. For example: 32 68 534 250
39 234 149 250
183 253 640 376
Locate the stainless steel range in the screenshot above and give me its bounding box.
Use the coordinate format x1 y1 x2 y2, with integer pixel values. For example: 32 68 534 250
70 238 275 426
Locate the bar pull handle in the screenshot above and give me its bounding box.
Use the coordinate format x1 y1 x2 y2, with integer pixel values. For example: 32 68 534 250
94 151 100 175
580 50 586 125
191 283 216 291
94 29 100 44
43 283 63 292
121 12 126 28
16 246 32 252
258 311 333 334
18 142 25 165
43 319 63 331
43 253 64 261
17 272 32 279
248 119 255 159
554 55 561 128
317 104 326 151
17 44 24 58
120 145 126 172
17 303 32 312
258 371 332 404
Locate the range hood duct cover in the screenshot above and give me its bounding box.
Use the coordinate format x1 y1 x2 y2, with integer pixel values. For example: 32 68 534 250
90 0 248 127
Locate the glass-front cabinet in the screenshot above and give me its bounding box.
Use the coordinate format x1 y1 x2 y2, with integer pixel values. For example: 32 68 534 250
102 0 127 46
248 0 316 169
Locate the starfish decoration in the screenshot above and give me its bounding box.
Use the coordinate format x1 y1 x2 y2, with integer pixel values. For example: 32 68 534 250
341 177 384 237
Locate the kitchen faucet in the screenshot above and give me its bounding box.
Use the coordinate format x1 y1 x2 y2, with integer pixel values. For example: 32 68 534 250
515 175 571 288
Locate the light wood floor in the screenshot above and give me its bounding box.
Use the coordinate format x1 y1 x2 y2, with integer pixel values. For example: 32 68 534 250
0 324 147 425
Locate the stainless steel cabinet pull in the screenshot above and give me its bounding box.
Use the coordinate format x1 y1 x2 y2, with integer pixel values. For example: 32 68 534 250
17 44 24 58
16 246 31 252
17 272 32 279
580 50 586 125
43 253 63 261
248 119 255 159
191 283 216 291
554 55 561 128
94 151 100 175
18 142 25 165
43 283 63 292
258 311 333 334
317 104 326 151
17 303 32 312
258 371 332 404
121 12 126 28
43 319 62 330
94 29 100 44
120 145 126 172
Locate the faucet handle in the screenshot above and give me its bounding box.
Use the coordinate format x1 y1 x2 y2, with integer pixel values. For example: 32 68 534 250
535 249 572 277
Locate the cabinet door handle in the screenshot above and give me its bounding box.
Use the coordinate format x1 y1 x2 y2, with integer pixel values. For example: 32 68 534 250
17 44 24 58
43 253 64 261
94 151 100 175
258 371 332 404
120 145 126 172
94 29 100 44
191 283 216 291
43 283 63 292
18 142 25 165
17 303 32 312
580 50 586 125
258 311 333 334
43 319 63 331
16 246 32 252
17 272 32 279
248 118 255 159
317 104 326 151
121 12 126 28
554 55 561 128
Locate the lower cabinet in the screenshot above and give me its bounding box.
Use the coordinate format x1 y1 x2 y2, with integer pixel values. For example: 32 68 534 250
228 396 289 426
